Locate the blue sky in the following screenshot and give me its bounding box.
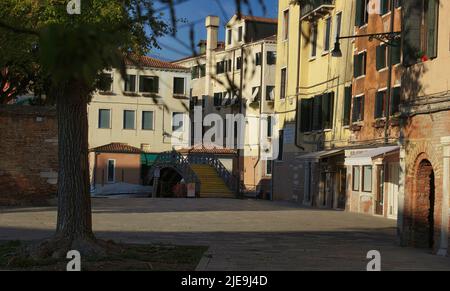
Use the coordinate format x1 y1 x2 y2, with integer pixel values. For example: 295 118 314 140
151 0 278 61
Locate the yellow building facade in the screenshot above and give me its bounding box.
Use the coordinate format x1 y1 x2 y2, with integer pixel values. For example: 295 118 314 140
273 0 354 208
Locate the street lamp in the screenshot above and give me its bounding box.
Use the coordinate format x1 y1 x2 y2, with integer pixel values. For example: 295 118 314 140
331 32 402 57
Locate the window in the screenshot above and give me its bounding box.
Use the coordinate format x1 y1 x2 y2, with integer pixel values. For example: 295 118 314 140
283 10 289 40
227 59 232 72
199 64 206 77
236 57 242 70
123 110 135 130
353 166 361 191
310 24 318 58
124 74 136 92
216 61 225 74
392 42 402 65
172 112 184 132
252 86 261 102
266 161 273 176
375 90 387 119
333 12 342 50
301 93 334 132
343 86 352 126
99 73 113 92
376 45 388 71
391 87 401 115
227 29 232 45
352 95 365 122
107 160 115 183
362 166 373 192
238 26 243 42
267 116 273 138
403 0 439 66
278 130 284 161
98 109 111 129
267 51 277 65
139 76 159 93
173 77 185 95
214 92 223 106
354 52 367 78
255 52 262 66
324 17 332 52
142 111 154 130
300 98 313 133
355 0 369 27
280 68 287 99
266 86 275 101
191 66 199 79
380 0 391 15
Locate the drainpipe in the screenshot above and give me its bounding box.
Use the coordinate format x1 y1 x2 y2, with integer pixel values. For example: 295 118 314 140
295 18 306 151
384 0 396 144
253 42 264 194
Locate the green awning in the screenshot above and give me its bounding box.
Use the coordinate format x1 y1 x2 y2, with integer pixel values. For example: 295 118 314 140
141 153 159 166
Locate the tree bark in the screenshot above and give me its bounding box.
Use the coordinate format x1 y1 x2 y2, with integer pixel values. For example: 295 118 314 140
54 80 94 241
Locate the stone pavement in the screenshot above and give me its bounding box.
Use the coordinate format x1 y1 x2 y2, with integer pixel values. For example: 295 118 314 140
1 198 449 271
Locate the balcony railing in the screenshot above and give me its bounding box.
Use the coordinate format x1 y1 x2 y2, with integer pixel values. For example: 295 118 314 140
300 0 335 20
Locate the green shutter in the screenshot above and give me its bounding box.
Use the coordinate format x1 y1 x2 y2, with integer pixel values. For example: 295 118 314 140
343 86 352 126
403 0 422 66
354 55 360 78
376 46 386 71
322 92 334 130
392 42 402 65
355 0 363 27
391 87 401 115
427 0 439 59
375 92 384 119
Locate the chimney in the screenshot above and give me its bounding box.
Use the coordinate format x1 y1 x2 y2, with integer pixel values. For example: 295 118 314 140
205 16 219 52
204 16 220 109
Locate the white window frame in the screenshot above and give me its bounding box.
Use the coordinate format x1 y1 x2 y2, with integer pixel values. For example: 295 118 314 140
107 159 116 184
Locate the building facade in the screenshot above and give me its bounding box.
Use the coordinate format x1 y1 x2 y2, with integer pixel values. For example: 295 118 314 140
344 0 403 219
174 15 278 196
88 55 191 195
400 0 450 255
273 0 355 208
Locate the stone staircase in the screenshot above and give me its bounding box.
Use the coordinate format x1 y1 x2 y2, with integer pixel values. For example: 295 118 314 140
190 164 235 198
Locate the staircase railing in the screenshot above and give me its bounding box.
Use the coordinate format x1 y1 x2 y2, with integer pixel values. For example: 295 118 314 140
187 153 238 193
148 151 201 194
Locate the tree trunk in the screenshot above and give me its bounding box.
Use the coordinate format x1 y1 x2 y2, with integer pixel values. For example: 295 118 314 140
55 80 94 241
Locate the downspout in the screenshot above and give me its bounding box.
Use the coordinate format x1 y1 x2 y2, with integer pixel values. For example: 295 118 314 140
253 42 264 193
384 0 396 144
295 18 306 151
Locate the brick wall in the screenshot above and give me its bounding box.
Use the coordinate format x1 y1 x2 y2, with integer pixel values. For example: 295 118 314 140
402 109 450 253
0 105 58 205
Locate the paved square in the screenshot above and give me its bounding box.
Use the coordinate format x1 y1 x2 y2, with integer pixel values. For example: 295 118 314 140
1 198 449 270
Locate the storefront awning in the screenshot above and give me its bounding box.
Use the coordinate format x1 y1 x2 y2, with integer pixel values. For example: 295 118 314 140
345 146 400 166
297 149 345 161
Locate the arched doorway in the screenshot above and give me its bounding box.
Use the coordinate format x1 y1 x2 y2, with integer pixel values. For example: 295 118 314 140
155 168 184 198
413 160 436 249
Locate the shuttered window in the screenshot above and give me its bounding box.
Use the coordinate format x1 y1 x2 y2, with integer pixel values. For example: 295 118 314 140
173 77 185 95
300 98 313 133
391 87 401 115
280 68 287 99
312 95 323 131
403 0 439 66
376 45 387 71
343 86 352 126
392 41 402 65
214 92 223 106
352 96 364 122
375 91 387 119
355 0 369 27
322 92 334 130
354 52 367 78
324 17 332 52
124 75 136 92
255 52 262 66
139 76 159 93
